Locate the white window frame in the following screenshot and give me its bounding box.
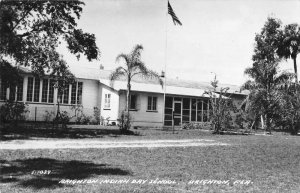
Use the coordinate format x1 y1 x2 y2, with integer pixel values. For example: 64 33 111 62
104 93 111 109
147 96 157 111
71 81 83 105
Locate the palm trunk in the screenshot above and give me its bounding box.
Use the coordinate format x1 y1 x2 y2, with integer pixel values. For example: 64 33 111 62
126 80 131 130
265 114 271 134
292 56 298 134
293 57 298 83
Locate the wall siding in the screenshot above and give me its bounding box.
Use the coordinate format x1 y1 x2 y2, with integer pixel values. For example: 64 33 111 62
0 75 99 122
81 79 99 109
99 84 119 123
118 91 164 127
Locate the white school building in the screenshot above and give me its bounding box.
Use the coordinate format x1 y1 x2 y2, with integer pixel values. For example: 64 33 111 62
0 67 247 127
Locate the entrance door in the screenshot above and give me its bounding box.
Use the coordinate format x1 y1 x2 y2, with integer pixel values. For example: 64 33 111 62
173 101 182 126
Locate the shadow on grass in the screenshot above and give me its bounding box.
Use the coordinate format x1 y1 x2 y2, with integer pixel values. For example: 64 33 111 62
0 124 141 141
0 158 131 189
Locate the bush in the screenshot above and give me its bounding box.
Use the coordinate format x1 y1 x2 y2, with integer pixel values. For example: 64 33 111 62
0 100 28 123
43 110 55 122
182 122 211 130
53 111 70 129
93 107 100 124
234 111 248 130
76 113 92 125
117 111 131 131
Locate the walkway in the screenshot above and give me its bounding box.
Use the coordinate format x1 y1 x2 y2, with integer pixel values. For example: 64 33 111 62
0 139 230 149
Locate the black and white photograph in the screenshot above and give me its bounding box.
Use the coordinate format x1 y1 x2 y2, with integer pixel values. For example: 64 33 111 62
0 0 300 192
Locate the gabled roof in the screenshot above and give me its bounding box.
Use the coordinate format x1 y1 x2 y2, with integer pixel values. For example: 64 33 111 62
93 69 248 96
18 66 248 96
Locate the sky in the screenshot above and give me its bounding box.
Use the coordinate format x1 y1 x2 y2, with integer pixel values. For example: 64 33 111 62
61 0 300 85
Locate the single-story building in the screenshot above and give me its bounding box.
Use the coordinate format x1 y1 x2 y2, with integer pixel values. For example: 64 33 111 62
0 67 247 127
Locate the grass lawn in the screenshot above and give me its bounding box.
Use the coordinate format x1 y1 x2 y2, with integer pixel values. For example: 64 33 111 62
0 128 300 193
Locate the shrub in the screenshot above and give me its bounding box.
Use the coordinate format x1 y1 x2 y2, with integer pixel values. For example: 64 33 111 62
43 110 55 122
205 76 236 134
234 111 248 130
53 111 70 129
182 122 211 130
76 113 92 125
93 107 100 125
81 115 92 124
70 104 83 121
0 100 28 123
117 111 131 132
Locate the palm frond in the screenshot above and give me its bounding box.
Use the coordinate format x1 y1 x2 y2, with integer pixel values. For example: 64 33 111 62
116 53 131 68
109 66 127 87
274 71 294 88
131 62 163 88
241 80 259 90
130 44 143 64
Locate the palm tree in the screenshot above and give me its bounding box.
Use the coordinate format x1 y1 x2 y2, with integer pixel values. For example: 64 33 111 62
277 23 300 83
110 44 163 131
242 61 293 133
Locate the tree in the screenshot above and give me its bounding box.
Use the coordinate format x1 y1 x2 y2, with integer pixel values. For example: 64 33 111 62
278 83 300 135
0 0 100 87
243 17 295 133
277 23 300 83
243 17 300 135
252 17 282 65
276 23 300 134
51 60 75 126
205 76 235 134
110 44 163 131
243 61 293 133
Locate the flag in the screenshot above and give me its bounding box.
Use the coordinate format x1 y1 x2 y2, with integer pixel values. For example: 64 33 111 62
168 1 182 26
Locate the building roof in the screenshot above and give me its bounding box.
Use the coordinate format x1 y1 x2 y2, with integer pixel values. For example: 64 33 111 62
80 68 248 96
18 66 248 96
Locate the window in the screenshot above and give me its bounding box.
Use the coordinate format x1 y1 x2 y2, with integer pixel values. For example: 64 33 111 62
71 82 83 105
16 80 23 101
9 80 23 101
104 94 111 109
58 85 70 104
27 78 55 103
182 98 190 122
9 86 16 101
77 82 83 104
41 79 49 103
197 100 203 122
48 80 55 103
26 77 40 102
164 96 173 126
0 80 7 100
71 83 77 104
26 77 34 101
63 85 70 104
147 96 157 111
203 100 209 122
130 94 137 110
33 78 40 102
0 79 23 101
191 99 197 121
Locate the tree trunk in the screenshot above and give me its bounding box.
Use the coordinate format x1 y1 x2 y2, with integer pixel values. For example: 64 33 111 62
265 114 271 134
293 57 298 83
125 80 131 131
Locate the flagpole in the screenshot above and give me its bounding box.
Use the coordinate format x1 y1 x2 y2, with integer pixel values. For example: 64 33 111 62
163 0 168 130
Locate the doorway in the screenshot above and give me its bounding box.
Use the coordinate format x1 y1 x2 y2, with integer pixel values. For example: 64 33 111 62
173 101 182 126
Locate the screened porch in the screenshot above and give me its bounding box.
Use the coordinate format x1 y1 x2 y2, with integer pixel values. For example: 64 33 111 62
164 96 211 126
